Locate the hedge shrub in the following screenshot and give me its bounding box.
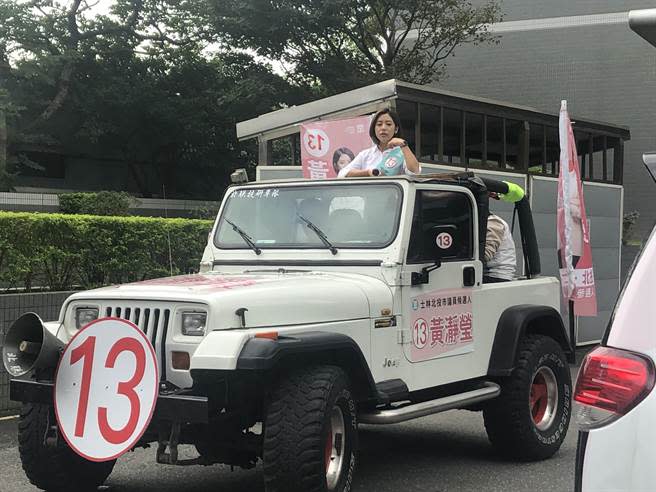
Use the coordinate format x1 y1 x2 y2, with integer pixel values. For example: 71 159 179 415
0 211 213 292
58 191 135 216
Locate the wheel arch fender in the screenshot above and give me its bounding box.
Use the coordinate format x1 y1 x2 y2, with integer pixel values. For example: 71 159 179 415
488 305 572 377
236 331 378 402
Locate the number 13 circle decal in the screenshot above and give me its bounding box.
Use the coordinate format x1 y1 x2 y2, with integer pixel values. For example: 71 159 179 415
54 318 158 462
435 232 453 249
412 318 428 349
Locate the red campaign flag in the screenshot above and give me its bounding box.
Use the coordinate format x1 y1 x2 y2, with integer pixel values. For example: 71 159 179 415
557 100 598 316
300 115 372 179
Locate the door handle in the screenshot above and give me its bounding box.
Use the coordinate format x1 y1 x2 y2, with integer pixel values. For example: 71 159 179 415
463 266 475 287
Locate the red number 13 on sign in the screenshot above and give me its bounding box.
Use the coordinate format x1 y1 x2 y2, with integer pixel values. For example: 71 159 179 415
71 336 146 443
307 132 325 151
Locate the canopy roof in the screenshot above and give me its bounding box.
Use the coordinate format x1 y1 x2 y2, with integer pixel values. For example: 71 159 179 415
236 79 630 142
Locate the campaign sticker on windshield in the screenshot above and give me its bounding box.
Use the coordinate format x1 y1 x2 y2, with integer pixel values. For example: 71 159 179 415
409 288 474 362
232 188 280 199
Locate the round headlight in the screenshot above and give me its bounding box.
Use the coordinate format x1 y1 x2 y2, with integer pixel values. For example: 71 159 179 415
181 312 207 336
75 307 99 329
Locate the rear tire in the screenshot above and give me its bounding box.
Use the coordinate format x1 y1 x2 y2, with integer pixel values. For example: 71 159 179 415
483 334 571 461
18 403 116 491
263 365 358 492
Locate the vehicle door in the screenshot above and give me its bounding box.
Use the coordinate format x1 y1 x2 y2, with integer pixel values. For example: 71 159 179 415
401 186 483 389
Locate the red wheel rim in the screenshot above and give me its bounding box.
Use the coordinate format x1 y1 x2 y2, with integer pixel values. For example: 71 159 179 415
530 373 549 424
325 427 333 472
529 366 559 431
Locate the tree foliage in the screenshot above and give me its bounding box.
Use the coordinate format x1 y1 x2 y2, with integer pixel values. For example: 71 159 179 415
210 0 502 94
58 191 135 216
0 0 300 196
0 0 502 197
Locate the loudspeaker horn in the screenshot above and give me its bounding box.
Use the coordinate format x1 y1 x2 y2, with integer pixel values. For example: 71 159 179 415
2 313 65 377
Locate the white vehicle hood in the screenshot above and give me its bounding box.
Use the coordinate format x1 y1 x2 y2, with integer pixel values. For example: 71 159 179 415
72 272 392 328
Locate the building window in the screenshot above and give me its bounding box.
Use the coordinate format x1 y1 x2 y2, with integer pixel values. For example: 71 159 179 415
545 126 559 176
590 135 605 181
420 104 441 161
505 119 527 171
443 108 463 164
486 116 504 169
465 113 484 167
575 131 589 178
397 100 417 153
376 97 622 184
606 136 622 183
528 122 545 175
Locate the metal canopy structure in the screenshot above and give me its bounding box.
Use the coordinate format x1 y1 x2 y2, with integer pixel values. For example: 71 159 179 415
238 79 630 184
236 80 397 142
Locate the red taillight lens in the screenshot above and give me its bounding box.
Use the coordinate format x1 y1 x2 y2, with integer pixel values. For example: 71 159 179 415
575 346 655 415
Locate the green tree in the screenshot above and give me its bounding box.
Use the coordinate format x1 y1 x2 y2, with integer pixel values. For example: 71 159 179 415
0 0 298 197
70 49 298 196
209 0 502 94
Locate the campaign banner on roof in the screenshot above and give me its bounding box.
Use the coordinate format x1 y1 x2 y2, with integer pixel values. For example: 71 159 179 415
300 115 372 179
557 100 597 317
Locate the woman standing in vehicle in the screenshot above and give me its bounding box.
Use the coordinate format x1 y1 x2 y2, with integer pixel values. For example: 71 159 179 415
338 109 421 177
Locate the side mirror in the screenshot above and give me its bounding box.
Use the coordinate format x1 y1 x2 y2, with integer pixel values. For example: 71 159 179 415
230 168 249 184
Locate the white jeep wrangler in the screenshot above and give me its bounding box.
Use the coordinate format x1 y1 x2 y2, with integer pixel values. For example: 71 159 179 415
4 173 573 492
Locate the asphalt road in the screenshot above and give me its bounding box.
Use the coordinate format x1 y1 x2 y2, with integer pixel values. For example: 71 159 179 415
0 366 581 492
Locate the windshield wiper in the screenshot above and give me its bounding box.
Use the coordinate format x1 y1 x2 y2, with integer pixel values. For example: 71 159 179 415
297 215 338 255
224 218 261 255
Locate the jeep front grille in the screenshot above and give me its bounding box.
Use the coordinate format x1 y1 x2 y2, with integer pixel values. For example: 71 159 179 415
104 303 171 381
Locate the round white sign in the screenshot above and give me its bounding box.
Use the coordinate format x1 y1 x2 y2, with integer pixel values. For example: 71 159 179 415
303 128 330 158
54 318 158 462
435 232 453 250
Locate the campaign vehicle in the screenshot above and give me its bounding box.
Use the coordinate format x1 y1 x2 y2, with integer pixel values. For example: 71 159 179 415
574 154 656 491
3 173 573 492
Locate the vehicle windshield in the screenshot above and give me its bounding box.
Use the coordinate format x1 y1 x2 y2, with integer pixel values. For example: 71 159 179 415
214 183 403 250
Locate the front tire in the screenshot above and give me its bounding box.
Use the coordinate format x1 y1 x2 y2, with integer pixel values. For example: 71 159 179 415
18 403 116 491
483 335 571 461
263 365 358 492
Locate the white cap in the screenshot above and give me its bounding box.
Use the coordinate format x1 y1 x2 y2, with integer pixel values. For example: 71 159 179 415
560 100 568 111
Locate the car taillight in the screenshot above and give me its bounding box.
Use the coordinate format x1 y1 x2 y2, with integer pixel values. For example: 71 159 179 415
574 346 655 430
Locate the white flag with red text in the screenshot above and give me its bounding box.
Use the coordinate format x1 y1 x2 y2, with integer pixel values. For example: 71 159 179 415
557 100 597 316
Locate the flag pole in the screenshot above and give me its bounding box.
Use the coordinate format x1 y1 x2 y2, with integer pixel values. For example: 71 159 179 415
558 99 576 364
568 300 576 363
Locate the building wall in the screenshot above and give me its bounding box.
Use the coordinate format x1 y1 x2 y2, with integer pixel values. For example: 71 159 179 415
439 4 656 239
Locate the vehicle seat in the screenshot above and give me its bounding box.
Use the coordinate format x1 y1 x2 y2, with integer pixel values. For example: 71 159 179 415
328 209 365 242
296 198 328 242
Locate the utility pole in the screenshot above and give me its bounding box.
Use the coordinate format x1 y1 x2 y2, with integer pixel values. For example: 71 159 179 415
0 43 10 189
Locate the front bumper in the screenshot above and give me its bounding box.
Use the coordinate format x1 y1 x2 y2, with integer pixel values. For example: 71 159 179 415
10 379 209 424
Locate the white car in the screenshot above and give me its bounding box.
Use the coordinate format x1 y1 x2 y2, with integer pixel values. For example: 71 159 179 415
574 155 656 491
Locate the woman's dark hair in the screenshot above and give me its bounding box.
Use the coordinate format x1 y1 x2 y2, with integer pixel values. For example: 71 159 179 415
369 108 403 144
332 147 355 173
